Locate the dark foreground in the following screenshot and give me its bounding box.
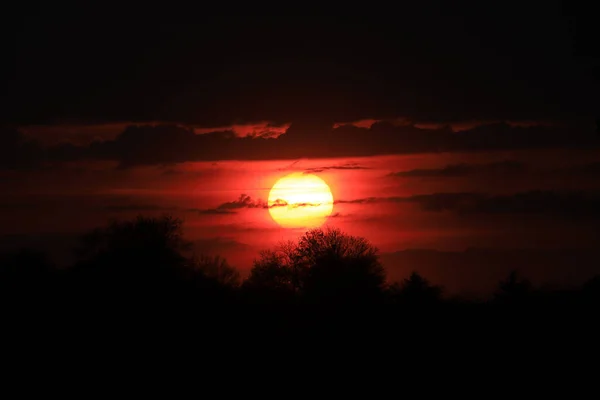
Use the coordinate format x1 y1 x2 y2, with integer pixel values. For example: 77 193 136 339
1 217 598 368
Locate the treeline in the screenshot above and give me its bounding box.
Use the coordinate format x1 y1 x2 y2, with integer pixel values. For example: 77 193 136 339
1 215 599 335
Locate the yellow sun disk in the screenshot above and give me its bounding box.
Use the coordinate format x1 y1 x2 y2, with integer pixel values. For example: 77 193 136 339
268 173 334 229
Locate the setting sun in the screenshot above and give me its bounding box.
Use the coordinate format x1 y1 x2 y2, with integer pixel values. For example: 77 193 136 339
267 173 334 229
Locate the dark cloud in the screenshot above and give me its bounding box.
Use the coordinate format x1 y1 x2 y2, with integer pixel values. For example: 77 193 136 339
337 190 600 218
269 199 288 208
389 161 527 178
336 197 404 205
0 129 45 170
3 4 597 129
304 162 371 174
217 194 267 210
197 194 327 215
289 202 324 208
196 194 268 215
277 160 301 172
10 121 597 169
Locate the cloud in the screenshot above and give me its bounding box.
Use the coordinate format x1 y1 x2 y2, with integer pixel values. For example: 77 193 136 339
332 119 380 129
269 199 288 208
335 197 405 205
4 5 596 132
196 194 328 215
196 194 268 215
303 162 371 174
388 161 527 178
217 194 267 210
337 190 600 218
5 120 598 169
194 121 290 139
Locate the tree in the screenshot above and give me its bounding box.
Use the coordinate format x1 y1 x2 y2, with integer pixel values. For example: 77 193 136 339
245 227 386 304
75 215 191 261
243 245 298 294
389 271 443 306
70 215 197 298
493 270 533 304
0 249 56 297
581 275 600 304
188 254 240 288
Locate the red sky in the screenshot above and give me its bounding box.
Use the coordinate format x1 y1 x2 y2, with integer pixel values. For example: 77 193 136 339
3 119 600 295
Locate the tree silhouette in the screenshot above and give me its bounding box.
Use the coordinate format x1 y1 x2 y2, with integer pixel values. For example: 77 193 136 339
243 245 298 294
246 227 386 304
188 254 241 288
493 270 533 304
582 275 600 305
389 271 443 306
75 215 191 261
70 215 211 302
0 249 56 298
5 213 600 342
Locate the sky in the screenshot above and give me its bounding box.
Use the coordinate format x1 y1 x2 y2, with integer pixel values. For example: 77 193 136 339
2 2 599 296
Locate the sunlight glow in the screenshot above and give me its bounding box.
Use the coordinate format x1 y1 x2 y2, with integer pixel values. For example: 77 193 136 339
267 173 334 229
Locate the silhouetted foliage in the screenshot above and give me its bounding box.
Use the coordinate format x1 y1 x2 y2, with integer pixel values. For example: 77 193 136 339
0 249 56 297
64 215 236 313
389 271 443 306
246 227 385 306
71 215 191 295
188 254 241 288
244 246 298 294
582 275 600 304
2 214 600 344
76 215 190 261
300 228 386 304
493 270 533 304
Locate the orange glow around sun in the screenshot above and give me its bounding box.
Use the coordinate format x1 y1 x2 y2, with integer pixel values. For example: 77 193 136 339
268 173 334 229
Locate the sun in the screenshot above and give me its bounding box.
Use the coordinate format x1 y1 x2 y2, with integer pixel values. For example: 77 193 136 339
268 173 334 229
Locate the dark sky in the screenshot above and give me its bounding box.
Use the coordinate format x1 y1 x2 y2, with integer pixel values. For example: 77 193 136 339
3 1 598 127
